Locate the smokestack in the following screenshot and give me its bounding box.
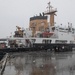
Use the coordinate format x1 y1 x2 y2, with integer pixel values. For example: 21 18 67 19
39 13 42 16
42 12 44 16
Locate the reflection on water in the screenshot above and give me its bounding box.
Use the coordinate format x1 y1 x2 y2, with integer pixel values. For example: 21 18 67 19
3 51 75 75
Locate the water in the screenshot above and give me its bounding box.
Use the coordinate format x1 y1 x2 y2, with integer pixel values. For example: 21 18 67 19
3 51 75 75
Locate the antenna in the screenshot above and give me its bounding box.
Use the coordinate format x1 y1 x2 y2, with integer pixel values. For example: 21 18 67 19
45 1 57 27
47 2 53 13
48 2 51 12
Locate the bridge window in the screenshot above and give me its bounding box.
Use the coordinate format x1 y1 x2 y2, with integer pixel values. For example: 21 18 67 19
55 40 67 43
70 41 75 44
42 40 52 44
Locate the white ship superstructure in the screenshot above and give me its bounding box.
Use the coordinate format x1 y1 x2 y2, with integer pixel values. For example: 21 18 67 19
28 1 75 44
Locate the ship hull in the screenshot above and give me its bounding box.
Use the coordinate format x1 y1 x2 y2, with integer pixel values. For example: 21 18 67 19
33 43 75 52
0 43 74 52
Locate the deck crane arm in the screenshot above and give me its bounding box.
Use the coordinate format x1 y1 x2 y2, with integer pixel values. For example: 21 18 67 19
16 26 23 37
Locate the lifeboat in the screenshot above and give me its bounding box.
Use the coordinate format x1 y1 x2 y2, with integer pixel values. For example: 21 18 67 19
42 32 54 37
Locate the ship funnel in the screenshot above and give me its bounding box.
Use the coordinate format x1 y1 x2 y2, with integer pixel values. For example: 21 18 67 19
42 12 44 16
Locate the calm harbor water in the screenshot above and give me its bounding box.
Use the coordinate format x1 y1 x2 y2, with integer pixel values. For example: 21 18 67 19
3 51 75 75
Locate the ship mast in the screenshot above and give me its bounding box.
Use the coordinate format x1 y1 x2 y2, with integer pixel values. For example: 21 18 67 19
44 2 57 27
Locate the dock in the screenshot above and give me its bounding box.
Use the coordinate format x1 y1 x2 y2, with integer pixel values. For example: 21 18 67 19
0 53 8 75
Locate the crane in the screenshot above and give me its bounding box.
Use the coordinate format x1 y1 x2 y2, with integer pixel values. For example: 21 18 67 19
16 26 23 37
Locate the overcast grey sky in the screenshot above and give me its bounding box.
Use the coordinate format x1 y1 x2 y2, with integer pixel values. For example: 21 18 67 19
0 0 75 38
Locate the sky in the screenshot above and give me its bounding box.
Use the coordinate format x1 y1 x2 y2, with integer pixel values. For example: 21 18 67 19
0 0 75 38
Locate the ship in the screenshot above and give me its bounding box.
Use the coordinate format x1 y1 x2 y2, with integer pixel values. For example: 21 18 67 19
0 1 75 52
